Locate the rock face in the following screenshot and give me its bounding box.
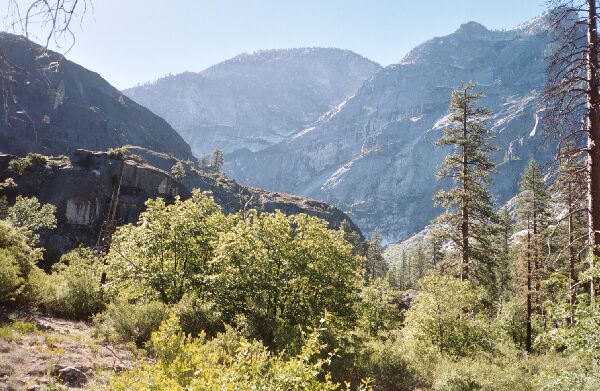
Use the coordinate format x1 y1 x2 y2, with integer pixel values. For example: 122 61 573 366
123 48 381 156
0 33 193 160
226 15 555 243
0 148 360 264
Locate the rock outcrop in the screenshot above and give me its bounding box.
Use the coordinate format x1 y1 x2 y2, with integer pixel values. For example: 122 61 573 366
0 33 193 160
123 48 381 156
0 148 360 265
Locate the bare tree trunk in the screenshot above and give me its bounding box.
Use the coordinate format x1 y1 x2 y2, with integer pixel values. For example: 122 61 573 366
568 184 577 324
586 0 600 302
526 217 532 353
461 88 469 281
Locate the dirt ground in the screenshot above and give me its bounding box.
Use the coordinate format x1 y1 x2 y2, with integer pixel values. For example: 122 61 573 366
0 311 133 391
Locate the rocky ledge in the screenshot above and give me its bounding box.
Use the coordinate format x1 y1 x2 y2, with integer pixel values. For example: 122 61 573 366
0 147 361 265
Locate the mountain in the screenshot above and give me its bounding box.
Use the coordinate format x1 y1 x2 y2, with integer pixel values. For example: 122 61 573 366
0 147 361 264
0 33 193 160
225 15 554 243
123 48 381 156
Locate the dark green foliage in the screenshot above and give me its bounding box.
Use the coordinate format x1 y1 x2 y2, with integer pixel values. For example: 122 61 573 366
432 83 499 294
364 229 387 282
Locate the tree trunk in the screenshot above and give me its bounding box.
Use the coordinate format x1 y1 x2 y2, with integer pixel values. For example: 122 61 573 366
587 0 600 301
568 186 577 324
461 88 469 281
526 217 532 353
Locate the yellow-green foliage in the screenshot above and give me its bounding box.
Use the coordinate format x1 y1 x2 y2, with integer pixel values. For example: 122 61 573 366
106 190 226 304
403 274 497 359
0 248 24 302
211 210 361 350
0 320 38 342
0 220 42 304
108 315 369 391
7 153 48 176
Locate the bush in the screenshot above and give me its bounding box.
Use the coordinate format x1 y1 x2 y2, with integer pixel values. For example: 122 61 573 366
0 220 41 304
171 293 223 337
7 153 47 176
402 274 497 358
109 315 369 390
94 299 169 347
42 247 106 319
107 146 129 160
0 249 24 304
342 333 417 391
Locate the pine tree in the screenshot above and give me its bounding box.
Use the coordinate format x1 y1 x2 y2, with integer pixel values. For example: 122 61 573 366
432 82 499 290
516 160 551 352
170 161 186 181
412 242 427 282
364 229 387 282
212 149 225 172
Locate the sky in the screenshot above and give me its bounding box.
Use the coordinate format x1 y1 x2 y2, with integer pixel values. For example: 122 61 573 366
8 0 548 90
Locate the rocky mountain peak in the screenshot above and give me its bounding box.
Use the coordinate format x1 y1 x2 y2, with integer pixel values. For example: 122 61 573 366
456 21 490 36
123 48 381 157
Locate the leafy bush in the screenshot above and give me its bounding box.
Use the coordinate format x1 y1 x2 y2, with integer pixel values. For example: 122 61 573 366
107 146 129 160
94 299 169 347
211 210 361 350
42 247 106 319
0 249 24 304
0 178 17 193
106 190 226 304
7 153 48 176
7 195 56 246
402 274 497 359
0 220 41 304
109 315 369 390
171 293 223 337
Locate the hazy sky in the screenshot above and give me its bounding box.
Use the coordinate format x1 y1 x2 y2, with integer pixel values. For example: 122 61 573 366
12 0 547 90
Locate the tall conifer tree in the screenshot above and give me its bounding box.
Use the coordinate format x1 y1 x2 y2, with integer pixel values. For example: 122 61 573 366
432 83 499 291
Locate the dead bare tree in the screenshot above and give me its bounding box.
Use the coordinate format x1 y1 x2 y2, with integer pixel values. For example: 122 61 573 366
4 0 89 51
1 0 89 128
542 0 600 300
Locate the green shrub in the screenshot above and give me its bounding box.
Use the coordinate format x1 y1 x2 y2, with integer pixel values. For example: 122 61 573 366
107 146 129 160
0 220 41 305
42 247 106 319
8 158 33 176
7 195 56 246
171 293 223 337
0 249 24 304
403 274 497 358
47 155 70 169
0 320 38 342
7 154 48 176
109 315 369 390
19 265 53 307
94 299 169 347
342 333 417 391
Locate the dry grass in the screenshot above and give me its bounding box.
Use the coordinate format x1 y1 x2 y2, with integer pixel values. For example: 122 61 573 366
0 312 133 390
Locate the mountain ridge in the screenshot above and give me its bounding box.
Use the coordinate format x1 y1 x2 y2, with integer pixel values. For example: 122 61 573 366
123 47 381 157
224 13 554 243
